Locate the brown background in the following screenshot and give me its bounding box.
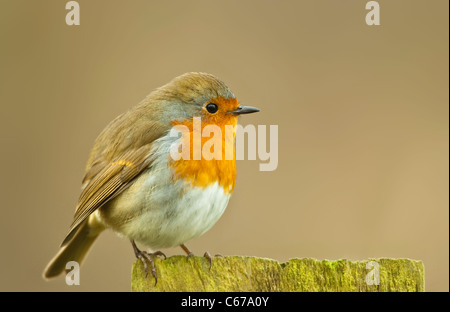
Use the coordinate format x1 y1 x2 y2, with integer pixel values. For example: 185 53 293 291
0 1 448 291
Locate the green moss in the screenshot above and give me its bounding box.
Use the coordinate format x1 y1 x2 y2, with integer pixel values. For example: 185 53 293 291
131 256 425 292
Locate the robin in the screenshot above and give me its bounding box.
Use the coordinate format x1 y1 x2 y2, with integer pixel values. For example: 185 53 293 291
43 72 260 283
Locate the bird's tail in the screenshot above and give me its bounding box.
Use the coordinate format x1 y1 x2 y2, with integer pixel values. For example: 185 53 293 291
43 218 104 280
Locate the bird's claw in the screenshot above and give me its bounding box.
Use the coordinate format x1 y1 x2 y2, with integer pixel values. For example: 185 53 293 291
204 251 213 270
180 244 218 270
132 240 165 285
186 252 194 260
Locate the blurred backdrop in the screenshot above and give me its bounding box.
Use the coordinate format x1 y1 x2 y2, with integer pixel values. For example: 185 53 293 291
0 0 448 291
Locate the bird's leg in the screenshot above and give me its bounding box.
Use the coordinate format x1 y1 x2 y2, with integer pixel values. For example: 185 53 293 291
131 240 166 285
203 251 213 270
180 244 213 270
180 244 194 259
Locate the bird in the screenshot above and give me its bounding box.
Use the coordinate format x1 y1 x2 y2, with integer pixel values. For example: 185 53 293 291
43 72 260 283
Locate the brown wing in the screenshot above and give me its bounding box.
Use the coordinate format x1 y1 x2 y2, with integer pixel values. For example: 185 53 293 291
60 144 153 247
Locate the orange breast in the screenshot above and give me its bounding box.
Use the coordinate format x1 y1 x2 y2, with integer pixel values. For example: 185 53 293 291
169 97 239 193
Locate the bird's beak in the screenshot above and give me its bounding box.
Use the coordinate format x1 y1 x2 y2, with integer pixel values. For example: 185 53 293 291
228 105 260 115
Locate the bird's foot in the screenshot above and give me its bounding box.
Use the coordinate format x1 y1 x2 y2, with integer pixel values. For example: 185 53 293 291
203 251 213 270
180 243 194 260
181 244 220 270
131 240 166 285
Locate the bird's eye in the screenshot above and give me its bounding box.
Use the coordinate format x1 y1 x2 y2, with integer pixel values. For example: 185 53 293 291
206 103 219 114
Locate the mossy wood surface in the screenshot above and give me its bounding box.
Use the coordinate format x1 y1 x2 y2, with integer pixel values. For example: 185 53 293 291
131 256 424 292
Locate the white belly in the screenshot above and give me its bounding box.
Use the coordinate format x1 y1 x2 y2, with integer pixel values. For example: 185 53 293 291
96 131 232 249
131 180 229 249
98 172 231 250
